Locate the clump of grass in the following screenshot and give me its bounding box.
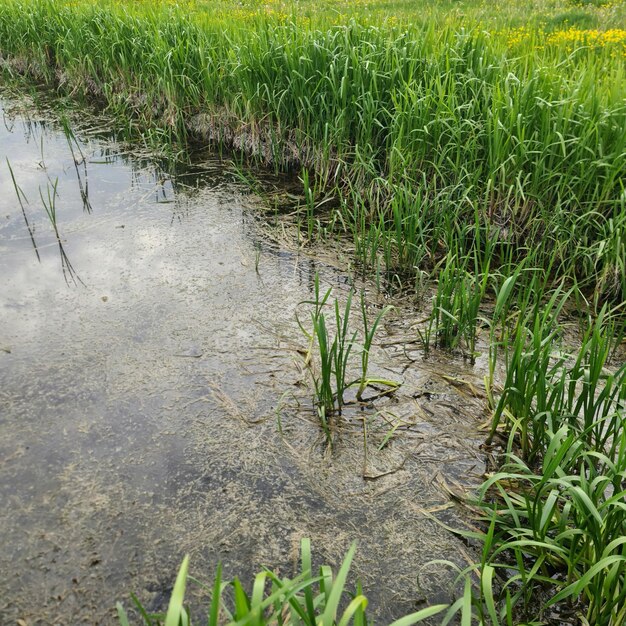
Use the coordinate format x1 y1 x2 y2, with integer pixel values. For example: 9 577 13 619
458 420 626 625
39 177 84 286
297 275 397 442
419 251 490 362
488 293 626 465
298 276 356 432
487 283 571 460
118 539 448 626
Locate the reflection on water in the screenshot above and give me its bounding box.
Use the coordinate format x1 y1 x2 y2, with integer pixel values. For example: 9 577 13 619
0 92 485 625
6 157 41 262
61 117 93 214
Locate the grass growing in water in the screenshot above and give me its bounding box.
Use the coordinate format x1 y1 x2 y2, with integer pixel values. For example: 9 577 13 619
488 296 626 465
419 251 490 362
462 420 626 624
6 157 40 262
297 275 397 442
118 540 448 626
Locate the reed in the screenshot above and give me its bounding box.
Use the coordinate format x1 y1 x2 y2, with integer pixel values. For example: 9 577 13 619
297 275 396 442
7 158 40 261
465 420 626 625
488 293 626 466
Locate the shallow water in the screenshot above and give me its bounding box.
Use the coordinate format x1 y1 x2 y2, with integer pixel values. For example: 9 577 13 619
0 92 486 625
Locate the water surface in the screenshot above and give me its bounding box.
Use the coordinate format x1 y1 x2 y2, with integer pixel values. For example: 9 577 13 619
0 92 485 624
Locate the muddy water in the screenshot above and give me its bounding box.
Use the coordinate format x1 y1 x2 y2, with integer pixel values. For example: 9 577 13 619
0 93 486 625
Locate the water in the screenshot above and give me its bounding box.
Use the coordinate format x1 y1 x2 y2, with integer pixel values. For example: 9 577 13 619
0 91 486 625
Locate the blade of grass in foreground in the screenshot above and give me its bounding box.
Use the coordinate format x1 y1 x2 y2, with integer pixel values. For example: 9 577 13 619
164 554 189 626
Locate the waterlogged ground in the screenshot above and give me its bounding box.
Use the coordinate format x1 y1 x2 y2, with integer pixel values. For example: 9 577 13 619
0 91 486 625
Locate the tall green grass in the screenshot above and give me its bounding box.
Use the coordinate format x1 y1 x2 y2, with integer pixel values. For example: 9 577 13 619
488 297 626 465
1 0 625 301
463 420 626 625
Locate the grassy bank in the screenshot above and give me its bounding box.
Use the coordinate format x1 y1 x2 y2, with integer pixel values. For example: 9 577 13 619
1 0 625 623
1 0 625 302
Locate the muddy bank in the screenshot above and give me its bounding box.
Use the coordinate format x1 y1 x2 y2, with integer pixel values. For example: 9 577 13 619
0 91 485 625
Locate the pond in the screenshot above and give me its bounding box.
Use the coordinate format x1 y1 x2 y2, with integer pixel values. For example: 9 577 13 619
0 91 486 624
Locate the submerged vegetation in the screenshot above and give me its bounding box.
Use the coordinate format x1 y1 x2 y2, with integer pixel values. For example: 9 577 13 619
1 0 625 623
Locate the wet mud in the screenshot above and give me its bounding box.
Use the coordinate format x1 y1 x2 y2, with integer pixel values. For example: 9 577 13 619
0 91 486 625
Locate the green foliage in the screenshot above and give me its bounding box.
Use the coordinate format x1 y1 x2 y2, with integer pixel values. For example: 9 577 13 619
297 275 397 441
5 2 625 623
117 540 448 626
420 250 490 362
469 421 626 625
488 295 626 466
1 0 625 302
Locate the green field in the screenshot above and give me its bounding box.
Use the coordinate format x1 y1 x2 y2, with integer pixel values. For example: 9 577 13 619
1 0 626 623
106 0 626 32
